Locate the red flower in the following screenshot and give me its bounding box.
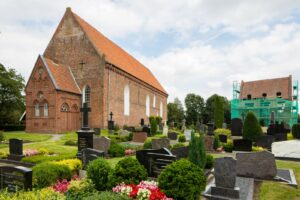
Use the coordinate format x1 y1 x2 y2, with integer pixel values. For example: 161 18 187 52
130 185 138 197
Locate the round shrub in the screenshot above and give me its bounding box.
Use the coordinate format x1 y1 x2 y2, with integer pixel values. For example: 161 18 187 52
87 158 112 191
110 157 147 186
205 154 214 169
242 112 262 141
178 135 186 143
214 128 231 136
292 123 300 139
158 159 206 200
143 138 152 149
150 116 158 135
55 159 82 173
108 143 125 157
224 139 233 152
33 162 72 188
66 178 95 199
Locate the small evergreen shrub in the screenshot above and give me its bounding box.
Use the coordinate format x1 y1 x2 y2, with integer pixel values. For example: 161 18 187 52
214 96 224 128
188 132 206 168
86 158 112 191
155 116 163 126
178 134 186 143
143 138 152 149
110 157 147 186
213 135 220 150
224 139 233 152
108 143 125 157
214 128 231 136
242 112 263 141
0 131 5 142
33 162 72 188
158 159 206 200
205 154 214 169
292 124 300 139
149 116 158 135
66 178 95 199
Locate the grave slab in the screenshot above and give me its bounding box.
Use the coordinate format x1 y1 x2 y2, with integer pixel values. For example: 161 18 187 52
272 140 300 159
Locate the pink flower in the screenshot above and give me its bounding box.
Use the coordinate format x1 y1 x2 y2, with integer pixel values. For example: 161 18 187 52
52 179 70 193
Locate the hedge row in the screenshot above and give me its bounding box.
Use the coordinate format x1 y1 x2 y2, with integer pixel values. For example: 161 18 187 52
0 125 25 131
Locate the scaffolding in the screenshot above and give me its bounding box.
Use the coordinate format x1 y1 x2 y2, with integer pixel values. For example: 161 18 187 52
231 80 299 127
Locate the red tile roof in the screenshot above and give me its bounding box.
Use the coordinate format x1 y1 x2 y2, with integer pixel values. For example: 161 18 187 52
43 56 81 94
240 75 292 100
71 10 167 95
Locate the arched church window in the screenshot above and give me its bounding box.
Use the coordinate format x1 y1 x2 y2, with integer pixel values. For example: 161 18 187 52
146 95 150 117
83 85 91 107
153 95 156 108
160 101 163 118
72 104 78 112
61 103 69 112
35 102 40 117
124 85 130 116
44 102 48 117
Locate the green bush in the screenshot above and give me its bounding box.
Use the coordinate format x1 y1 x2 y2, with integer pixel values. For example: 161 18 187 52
205 154 214 169
22 153 76 164
110 157 147 186
143 138 152 149
214 96 224 128
33 162 72 188
54 159 82 173
66 178 95 199
84 191 131 200
86 158 112 191
155 116 163 126
0 188 65 200
64 140 77 146
108 143 125 157
224 139 233 152
0 125 25 131
0 131 5 142
214 128 231 136
188 132 206 168
213 135 220 150
292 124 300 139
178 134 186 143
149 116 157 135
158 159 206 200
288 132 294 140
242 112 262 141
171 142 186 149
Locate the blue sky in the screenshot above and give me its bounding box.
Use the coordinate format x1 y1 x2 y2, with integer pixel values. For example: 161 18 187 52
1 0 300 103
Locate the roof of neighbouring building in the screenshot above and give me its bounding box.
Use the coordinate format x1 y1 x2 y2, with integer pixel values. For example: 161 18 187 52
68 8 167 95
239 75 292 100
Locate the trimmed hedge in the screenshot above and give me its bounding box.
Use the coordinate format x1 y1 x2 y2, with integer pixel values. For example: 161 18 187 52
0 125 25 131
242 112 262 141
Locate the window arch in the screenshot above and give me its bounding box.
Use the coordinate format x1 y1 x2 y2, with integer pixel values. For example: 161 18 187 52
160 101 163 118
82 85 91 107
44 102 48 117
124 85 130 116
61 103 69 112
72 104 78 112
34 102 40 117
146 95 150 117
153 95 156 108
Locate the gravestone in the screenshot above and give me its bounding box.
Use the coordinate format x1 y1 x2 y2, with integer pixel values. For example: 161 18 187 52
171 146 189 159
218 134 228 143
204 136 214 151
108 112 114 130
77 102 95 158
120 129 130 136
233 139 252 152
168 132 178 140
275 133 287 141
133 132 147 143
211 157 240 199
93 136 111 155
181 119 186 132
0 166 32 192
94 128 101 136
163 122 168 135
140 118 144 126
222 122 227 129
200 123 207 134
207 122 215 136
184 129 192 141
236 151 277 179
152 138 170 149
125 126 135 132
8 139 24 161
256 135 274 150
136 148 176 177
142 126 151 136
231 118 243 136
81 148 104 168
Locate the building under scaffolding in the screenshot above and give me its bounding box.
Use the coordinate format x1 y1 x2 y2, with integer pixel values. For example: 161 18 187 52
231 75 298 127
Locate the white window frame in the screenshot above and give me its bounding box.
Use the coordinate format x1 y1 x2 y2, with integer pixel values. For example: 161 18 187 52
124 85 130 116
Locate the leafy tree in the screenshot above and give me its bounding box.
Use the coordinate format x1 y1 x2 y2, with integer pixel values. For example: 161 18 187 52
185 93 204 125
188 132 206 169
242 111 262 141
167 97 184 125
204 94 230 124
214 96 224 128
0 64 25 125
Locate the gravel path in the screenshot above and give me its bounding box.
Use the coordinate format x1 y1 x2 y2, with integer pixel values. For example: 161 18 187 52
50 134 63 141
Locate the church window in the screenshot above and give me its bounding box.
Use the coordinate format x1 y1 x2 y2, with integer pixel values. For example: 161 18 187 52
37 91 43 100
44 103 48 117
61 103 69 112
124 85 130 116
160 101 163 118
276 92 282 98
146 95 150 117
35 103 40 117
83 85 91 107
153 95 156 108
38 67 43 75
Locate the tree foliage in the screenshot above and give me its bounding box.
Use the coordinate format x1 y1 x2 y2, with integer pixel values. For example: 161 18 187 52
188 132 206 169
185 94 204 125
242 111 263 141
214 96 224 128
167 97 184 125
204 94 230 124
0 64 25 125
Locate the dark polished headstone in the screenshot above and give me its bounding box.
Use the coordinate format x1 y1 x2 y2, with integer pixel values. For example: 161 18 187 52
81 148 104 168
231 118 243 136
233 139 252 152
256 135 274 149
8 139 24 161
80 103 91 130
77 130 95 158
140 118 145 126
125 126 135 132
94 128 101 136
207 122 215 136
171 146 189 159
142 126 151 136
108 120 114 130
167 132 178 140
218 134 228 143
0 166 32 192
274 133 287 141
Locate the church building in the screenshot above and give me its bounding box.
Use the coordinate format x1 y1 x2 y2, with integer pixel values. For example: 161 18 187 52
25 8 168 133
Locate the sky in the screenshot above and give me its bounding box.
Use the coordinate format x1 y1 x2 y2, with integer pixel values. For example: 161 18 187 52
1 0 300 103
